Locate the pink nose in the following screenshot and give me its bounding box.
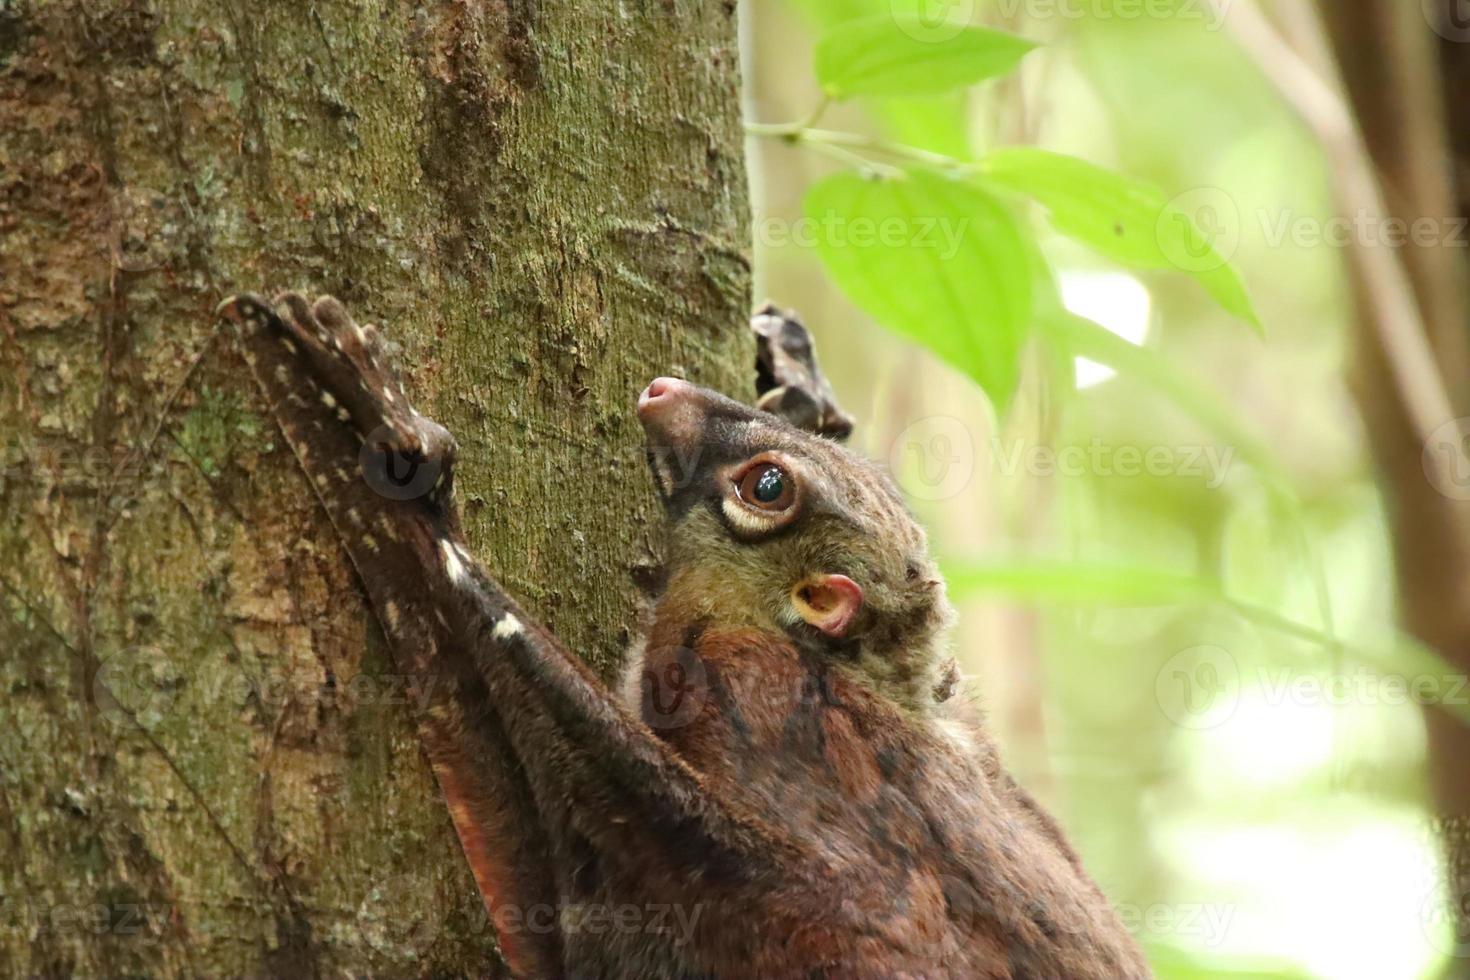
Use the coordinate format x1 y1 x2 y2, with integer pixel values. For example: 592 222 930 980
637 376 694 420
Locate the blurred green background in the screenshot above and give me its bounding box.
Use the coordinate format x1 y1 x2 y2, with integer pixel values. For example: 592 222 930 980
741 1 1461 976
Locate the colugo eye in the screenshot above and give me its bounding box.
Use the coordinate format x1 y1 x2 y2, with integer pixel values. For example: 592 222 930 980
753 467 783 502
737 462 795 510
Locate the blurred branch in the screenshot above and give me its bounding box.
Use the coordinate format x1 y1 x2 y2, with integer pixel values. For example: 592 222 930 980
945 556 1470 728
1221 0 1470 962
1206 0 1458 448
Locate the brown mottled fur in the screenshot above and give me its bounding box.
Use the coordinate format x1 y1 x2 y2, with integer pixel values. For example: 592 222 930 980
222 293 1148 979
619 381 1147 978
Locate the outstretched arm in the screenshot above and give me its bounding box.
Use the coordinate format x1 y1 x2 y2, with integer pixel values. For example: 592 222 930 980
219 293 562 975
218 293 794 971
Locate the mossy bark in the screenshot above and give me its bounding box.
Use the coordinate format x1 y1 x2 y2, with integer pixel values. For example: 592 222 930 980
0 0 751 973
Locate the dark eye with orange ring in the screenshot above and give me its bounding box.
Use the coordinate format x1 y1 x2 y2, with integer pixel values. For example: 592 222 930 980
736 463 795 511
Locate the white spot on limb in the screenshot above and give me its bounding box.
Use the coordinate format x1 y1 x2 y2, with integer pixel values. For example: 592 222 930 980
382 387 397 405
337 407 352 423
384 600 401 630
492 614 523 640
439 538 470 587
280 337 298 355
362 533 379 553
315 473 329 489
320 391 338 409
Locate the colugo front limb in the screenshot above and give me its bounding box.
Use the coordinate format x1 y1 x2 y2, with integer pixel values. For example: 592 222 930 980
217 293 560 974
217 294 794 977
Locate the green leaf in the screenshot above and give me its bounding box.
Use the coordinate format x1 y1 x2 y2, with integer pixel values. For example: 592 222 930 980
980 148 1260 330
804 169 1034 412
815 16 1036 100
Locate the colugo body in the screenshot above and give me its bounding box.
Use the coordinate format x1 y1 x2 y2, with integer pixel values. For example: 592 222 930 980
220 293 1148 979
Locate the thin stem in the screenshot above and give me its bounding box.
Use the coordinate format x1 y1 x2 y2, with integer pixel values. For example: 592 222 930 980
1209 0 1456 446
744 119 975 175
798 129 974 170
800 139 902 178
744 97 831 139
798 97 831 131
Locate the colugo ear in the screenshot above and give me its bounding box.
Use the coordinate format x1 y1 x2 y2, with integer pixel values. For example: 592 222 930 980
791 574 864 639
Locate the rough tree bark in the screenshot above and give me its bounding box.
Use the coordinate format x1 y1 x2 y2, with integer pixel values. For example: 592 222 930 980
0 0 751 974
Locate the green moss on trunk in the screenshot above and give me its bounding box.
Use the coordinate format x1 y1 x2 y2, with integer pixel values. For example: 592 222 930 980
0 0 751 972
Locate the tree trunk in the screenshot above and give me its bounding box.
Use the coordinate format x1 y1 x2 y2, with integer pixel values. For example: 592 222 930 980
0 0 751 974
